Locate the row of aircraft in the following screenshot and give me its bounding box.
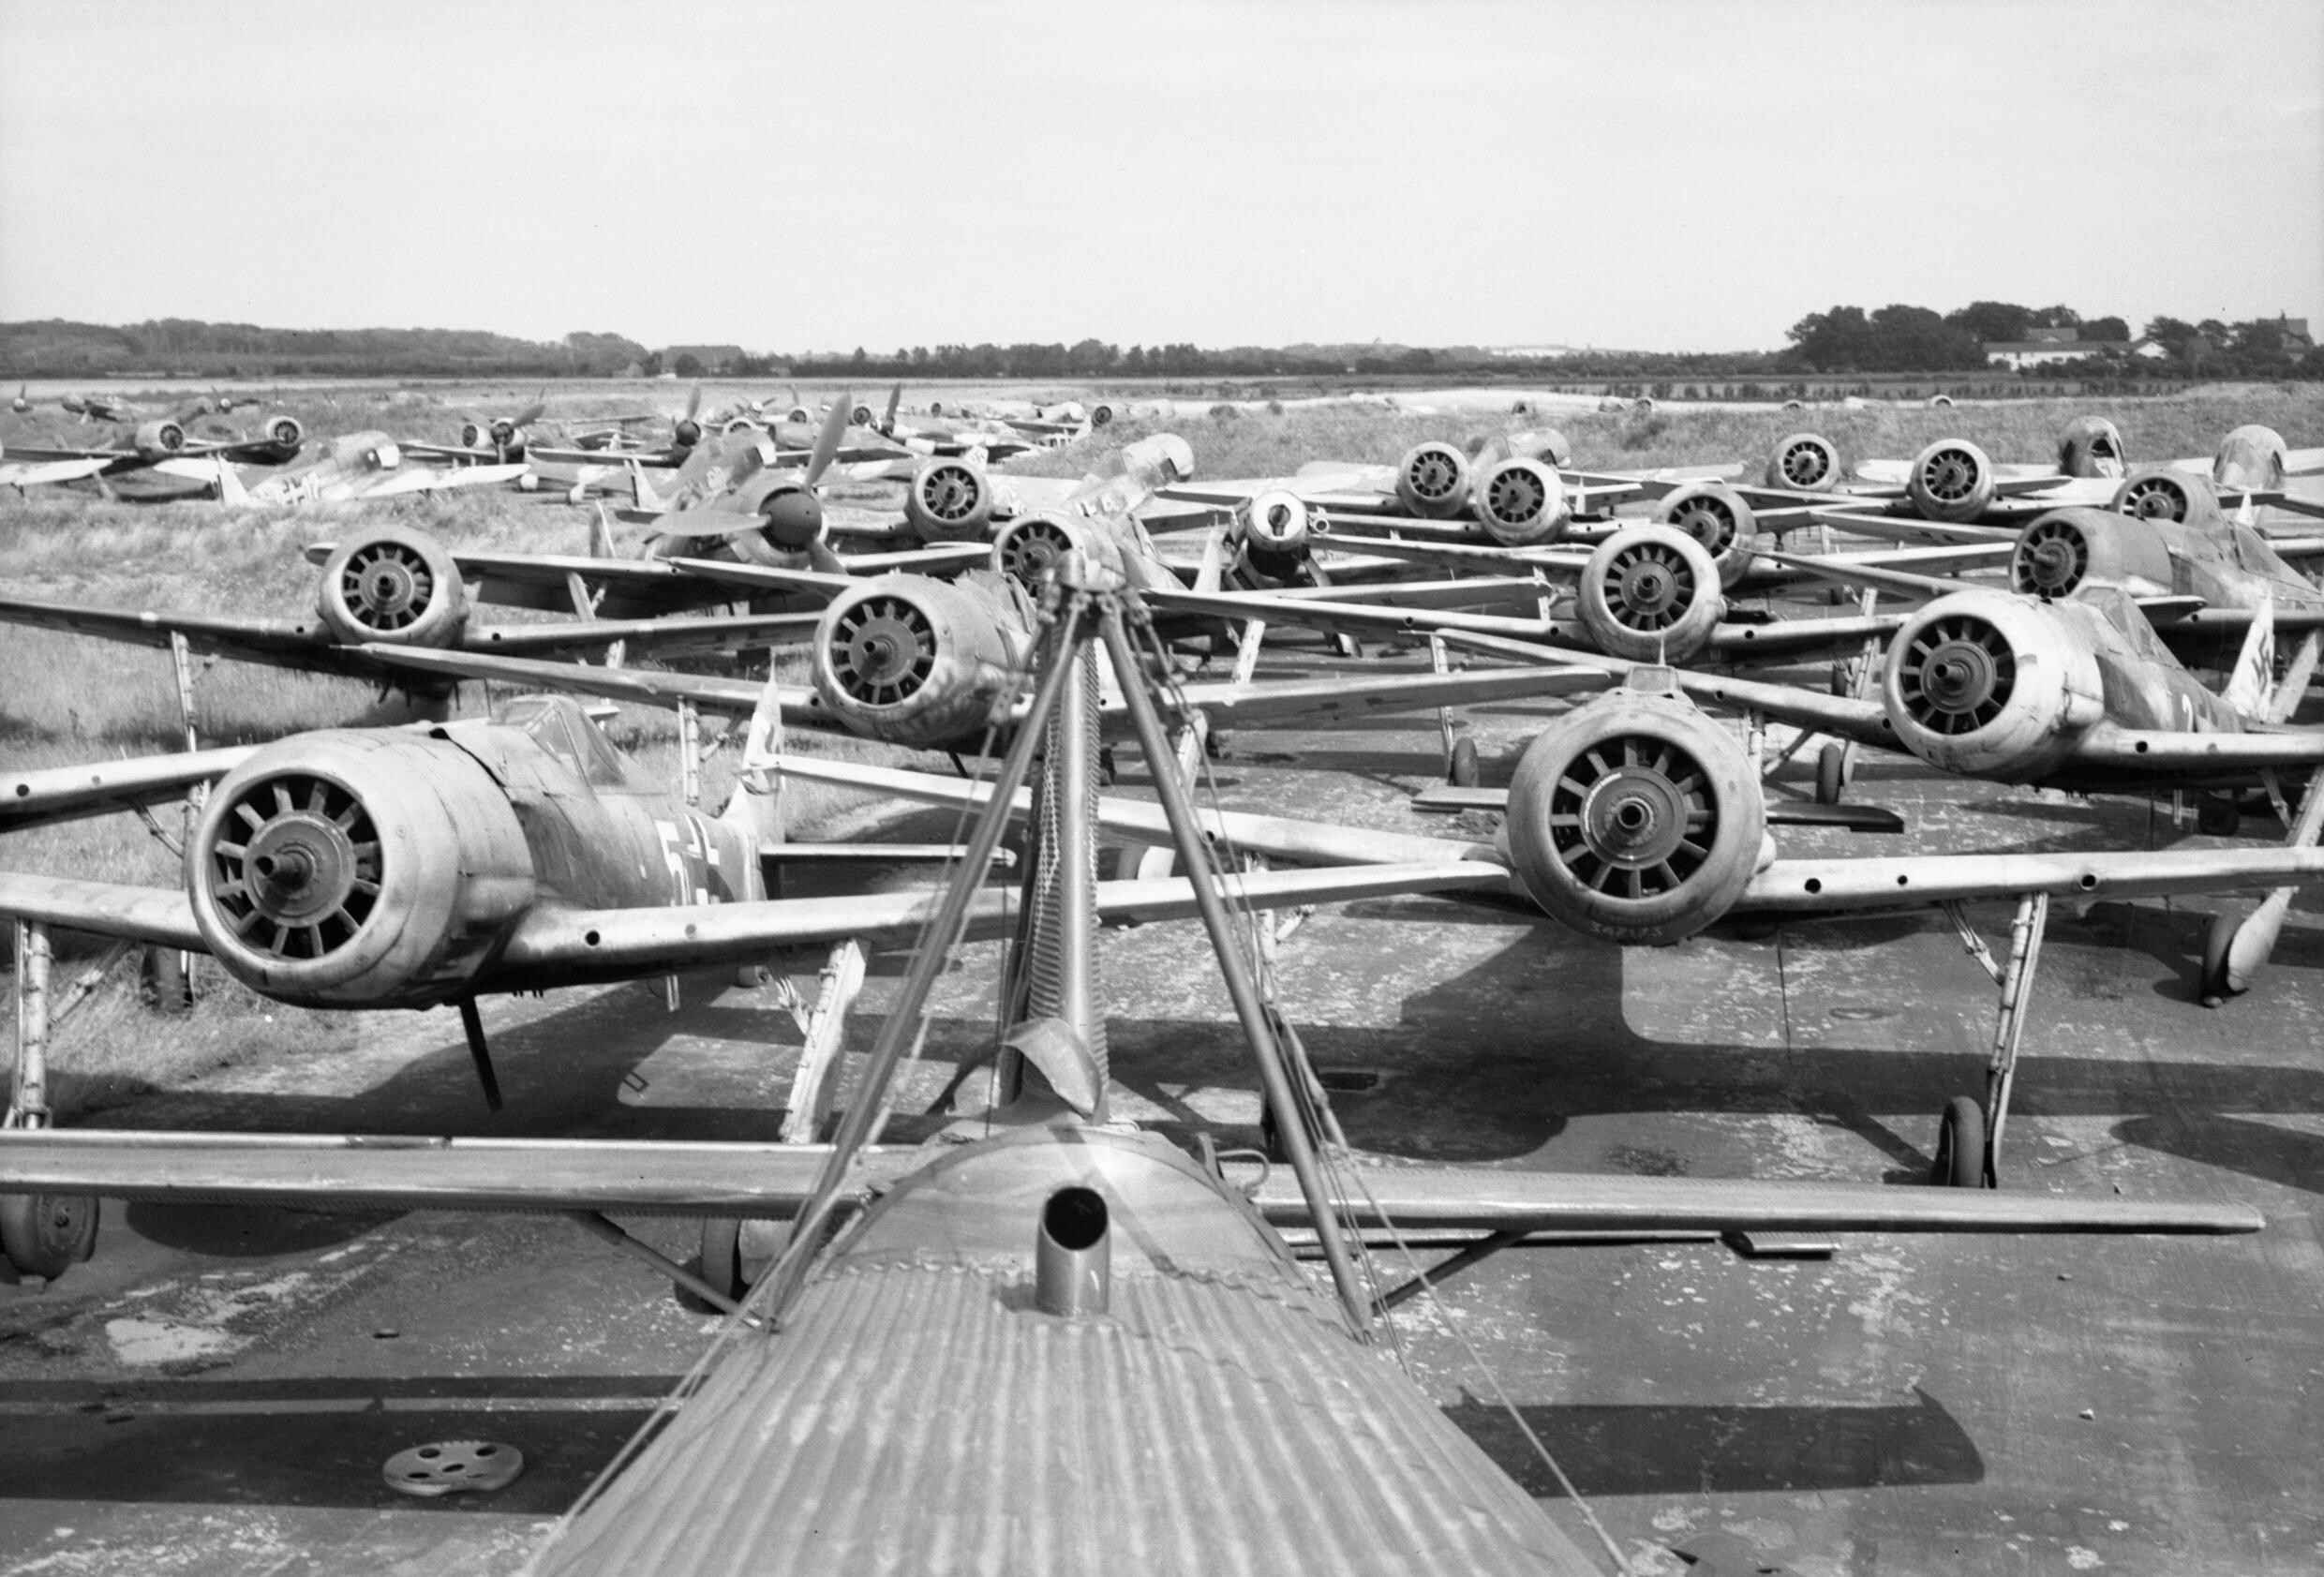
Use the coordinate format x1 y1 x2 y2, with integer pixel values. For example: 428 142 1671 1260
1 391 2320 1570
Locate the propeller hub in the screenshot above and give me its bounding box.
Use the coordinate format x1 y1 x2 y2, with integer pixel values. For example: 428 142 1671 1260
236 804 361 928
1616 559 1677 616
1574 751 1701 870
835 610 926 692
1921 641 1998 713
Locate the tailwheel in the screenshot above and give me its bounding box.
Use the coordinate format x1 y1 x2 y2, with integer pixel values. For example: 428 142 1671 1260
0 1191 98 1279
1448 737 1481 788
1929 1095 1989 1189
2199 911 2238 1009
1815 741 1851 805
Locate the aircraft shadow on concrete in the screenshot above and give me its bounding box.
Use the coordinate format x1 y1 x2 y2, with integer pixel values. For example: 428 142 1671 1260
1444 1386 1981 1497
56 873 2324 1201
0 1374 671 1510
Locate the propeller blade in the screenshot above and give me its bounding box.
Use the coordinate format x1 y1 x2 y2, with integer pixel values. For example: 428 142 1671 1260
684 383 703 422
883 381 902 431
804 391 849 489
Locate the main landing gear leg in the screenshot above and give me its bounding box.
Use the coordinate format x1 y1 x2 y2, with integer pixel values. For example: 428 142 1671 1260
1935 894 2048 1187
4 920 99 1280
2201 766 2324 1006
683 941 872 1308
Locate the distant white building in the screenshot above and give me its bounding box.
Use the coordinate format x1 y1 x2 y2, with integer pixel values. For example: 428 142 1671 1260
1986 328 2130 370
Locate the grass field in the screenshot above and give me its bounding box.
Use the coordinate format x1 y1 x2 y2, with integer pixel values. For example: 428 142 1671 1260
3 381 2319 1116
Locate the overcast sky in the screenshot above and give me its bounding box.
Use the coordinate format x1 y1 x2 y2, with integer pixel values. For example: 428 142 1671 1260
2 0 2317 353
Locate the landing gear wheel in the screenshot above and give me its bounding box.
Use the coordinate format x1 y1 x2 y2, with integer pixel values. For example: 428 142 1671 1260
1815 741 1850 806
1449 738 1481 788
677 1217 744 1312
1929 1096 1988 1189
2199 911 2239 1009
0 1192 98 1278
142 947 191 1014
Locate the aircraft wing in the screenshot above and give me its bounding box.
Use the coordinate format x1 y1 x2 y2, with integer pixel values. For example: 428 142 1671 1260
1814 510 2024 546
0 1130 2255 1235
0 861 1502 991
0 592 346 665
489 859 1509 985
356 462 530 498
1312 532 1592 578
350 644 803 722
1168 662 1617 724
0 455 110 486
2065 723 2324 773
0 873 204 948
463 609 822 658
1739 843 2324 914
1148 586 1577 648
1 749 257 834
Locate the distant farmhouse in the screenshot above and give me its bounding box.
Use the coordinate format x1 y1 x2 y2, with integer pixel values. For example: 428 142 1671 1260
1983 325 2132 370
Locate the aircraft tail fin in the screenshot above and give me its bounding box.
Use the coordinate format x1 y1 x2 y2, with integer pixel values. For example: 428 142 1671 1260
721 677 791 863
629 457 664 513
2222 592 2277 721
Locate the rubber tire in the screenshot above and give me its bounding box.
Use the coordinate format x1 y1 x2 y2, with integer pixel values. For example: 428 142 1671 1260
1929 1096 1988 1189
142 947 192 1014
2199 910 2239 1009
2196 796 2240 838
1815 742 1848 806
0 1192 98 1279
1449 737 1481 788
676 1217 745 1312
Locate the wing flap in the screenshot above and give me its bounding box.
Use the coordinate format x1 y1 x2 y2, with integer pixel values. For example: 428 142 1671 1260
351 644 789 720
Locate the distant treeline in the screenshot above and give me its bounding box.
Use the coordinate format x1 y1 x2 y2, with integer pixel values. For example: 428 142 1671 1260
0 320 653 379
5 306 2318 382
1780 301 2324 379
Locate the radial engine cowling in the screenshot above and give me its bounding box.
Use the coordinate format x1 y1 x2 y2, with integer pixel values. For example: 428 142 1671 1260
1501 681 1767 945
1234 489 1316 572
991 512 1125 591
1575 526 1724 663
1764 432 1840 492
2213 424 2289 491
458 421 486 450
2055 415 2127 479
315 528 469 648
2111 466 2221 527
812 575 1031 750
133 420 186 459
1649 483 1758 588
263 414 304 450
1471 457 1567 546
1882 589 2104 780
1903 439 1997 523
1394 441 1471 520
2011 507 2175 600
904 455 997 543
186 733 536 1008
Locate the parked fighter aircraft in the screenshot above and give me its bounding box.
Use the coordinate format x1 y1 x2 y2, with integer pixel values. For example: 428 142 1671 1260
0 410 305 480
0 524 823 704
774 657 2324 1186
1634 421 2324 560
150 429 528 505
1163 431 1692 549
0 579 2263 1570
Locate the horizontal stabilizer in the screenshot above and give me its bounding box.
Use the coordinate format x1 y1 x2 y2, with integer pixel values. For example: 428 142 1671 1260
0 1131 2258 1237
